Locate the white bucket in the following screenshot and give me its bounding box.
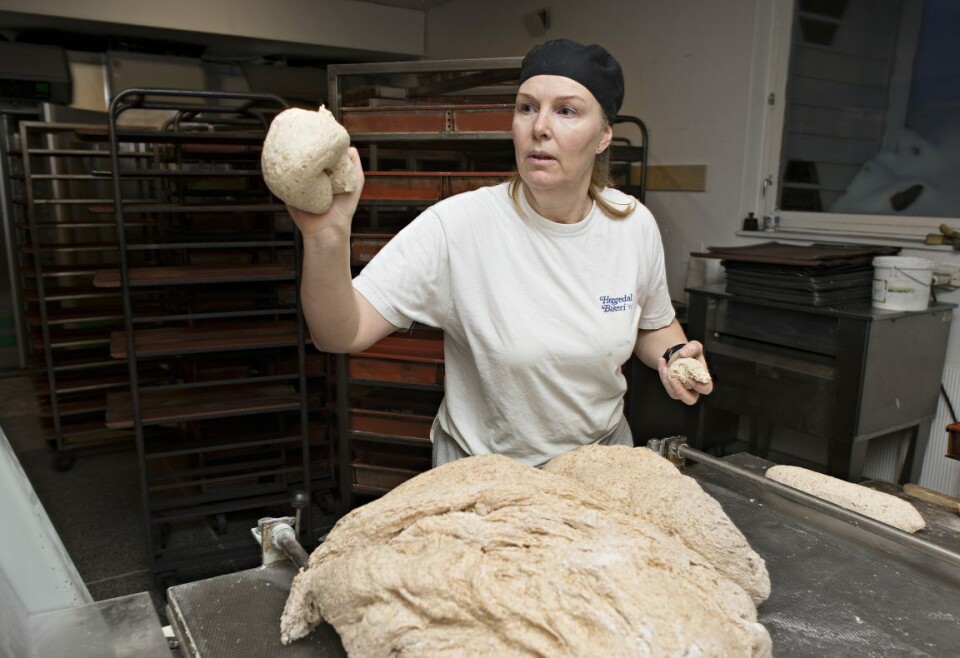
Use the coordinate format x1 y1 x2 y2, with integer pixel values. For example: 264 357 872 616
872 256 934 311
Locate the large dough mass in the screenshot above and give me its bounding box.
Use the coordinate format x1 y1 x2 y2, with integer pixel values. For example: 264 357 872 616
544 445 770 605
281 453 771 656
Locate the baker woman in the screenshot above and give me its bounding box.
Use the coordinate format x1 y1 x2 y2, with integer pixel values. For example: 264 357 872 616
289 38 712 467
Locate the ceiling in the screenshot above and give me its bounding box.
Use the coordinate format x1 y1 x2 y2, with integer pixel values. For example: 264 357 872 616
352 0 454 9
0 3 443 64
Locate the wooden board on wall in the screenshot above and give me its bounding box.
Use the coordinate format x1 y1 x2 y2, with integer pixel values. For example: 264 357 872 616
630 164 707 192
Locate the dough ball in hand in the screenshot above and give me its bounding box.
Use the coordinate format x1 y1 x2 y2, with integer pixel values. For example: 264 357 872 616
261 106 356 214
668 357 712 389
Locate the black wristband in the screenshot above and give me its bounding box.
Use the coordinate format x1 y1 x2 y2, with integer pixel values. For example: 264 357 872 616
662 343 686 363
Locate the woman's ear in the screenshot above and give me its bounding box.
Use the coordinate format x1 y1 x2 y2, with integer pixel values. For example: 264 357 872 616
598 122 614 153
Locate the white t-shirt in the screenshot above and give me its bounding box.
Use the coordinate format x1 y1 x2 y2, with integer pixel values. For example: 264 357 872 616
353 182 675 465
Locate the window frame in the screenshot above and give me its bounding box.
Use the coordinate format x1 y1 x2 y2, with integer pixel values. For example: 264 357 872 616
753 0 952 247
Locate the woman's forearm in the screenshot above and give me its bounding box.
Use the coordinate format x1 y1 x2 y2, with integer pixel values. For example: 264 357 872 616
634 319 689 369
299 228 363 353
286 148 392 353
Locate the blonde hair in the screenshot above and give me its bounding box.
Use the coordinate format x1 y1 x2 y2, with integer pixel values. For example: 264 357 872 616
508 147 635 219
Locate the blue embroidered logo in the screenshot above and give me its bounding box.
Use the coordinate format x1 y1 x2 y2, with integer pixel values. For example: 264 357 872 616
600 294 633 313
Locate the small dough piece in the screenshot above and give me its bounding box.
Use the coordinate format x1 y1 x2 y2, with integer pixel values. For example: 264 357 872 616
766 465 926 533
327 152 357 195
668 357 712 389
546 445 770 606
261 106 356 214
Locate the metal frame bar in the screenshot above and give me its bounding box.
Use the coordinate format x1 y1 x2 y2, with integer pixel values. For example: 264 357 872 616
0 107 40 369
19 122 62 449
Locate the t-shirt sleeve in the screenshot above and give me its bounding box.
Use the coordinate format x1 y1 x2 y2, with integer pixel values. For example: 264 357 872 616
352 209 452 330
637 213 676 330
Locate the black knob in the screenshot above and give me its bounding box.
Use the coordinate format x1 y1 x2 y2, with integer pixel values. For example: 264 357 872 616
291 490 309 510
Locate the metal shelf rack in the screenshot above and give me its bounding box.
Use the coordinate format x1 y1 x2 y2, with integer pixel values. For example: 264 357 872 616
16 120 158 469
100 88 334 580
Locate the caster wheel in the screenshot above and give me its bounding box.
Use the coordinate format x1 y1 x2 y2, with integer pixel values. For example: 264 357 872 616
51 453 75 472
152 524 171 549
314 490 340 516
214 513 228 535
317 491 337 516
158 572 179 591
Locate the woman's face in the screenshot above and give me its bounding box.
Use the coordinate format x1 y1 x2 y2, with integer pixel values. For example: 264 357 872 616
512 75 613 197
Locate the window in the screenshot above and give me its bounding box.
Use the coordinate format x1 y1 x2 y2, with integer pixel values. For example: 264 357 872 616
761 0 960 241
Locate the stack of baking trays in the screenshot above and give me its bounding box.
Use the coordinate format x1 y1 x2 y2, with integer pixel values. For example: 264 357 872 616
696 242 900 307
326 58 522 511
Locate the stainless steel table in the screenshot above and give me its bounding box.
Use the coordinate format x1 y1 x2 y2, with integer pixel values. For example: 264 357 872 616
167 453 960 657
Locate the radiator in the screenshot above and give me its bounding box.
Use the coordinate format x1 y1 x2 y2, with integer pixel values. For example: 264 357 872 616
862 366 960 496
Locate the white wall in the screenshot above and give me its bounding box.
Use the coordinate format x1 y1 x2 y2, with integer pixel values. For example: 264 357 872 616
426 0 768 302
426 0 960 494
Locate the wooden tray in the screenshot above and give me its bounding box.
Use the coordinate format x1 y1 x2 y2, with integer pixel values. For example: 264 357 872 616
353 450 430 491
109 321 303 358
93 264 295 288
947 422 960 460
342 103 513 135
350 233 394 264
350 408 433 440
349 387 439 440
349 334 444 386
105 382 301 429
361 171 508 202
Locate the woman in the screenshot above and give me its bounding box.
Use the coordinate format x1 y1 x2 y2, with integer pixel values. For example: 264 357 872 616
289 39 712 467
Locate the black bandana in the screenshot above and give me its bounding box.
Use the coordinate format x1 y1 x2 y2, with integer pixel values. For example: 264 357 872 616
518 38 624 123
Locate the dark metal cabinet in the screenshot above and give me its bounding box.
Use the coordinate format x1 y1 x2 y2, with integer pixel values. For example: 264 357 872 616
687 284 953 482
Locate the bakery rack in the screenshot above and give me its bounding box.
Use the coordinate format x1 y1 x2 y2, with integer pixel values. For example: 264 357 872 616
97 88 334 580
15 119 157 469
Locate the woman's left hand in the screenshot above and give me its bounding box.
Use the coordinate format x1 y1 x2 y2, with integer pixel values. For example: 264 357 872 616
657 340 713 405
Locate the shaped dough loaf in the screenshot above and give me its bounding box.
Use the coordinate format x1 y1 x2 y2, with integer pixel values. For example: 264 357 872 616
766 464 925 533
261 106 356 214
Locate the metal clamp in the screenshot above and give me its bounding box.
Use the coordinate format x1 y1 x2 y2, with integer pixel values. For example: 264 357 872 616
644 435 689 468
251 517 297 566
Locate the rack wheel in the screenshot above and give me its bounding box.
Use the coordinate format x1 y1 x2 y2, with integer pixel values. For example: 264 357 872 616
52 453 75 472
315 490 338 516
215 513 228 535
158 571 179 591
153 524 171 549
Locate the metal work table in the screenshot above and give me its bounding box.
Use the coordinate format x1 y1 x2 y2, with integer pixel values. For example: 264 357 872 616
167 453 960 657
694 453 959 657
31 592 170 658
